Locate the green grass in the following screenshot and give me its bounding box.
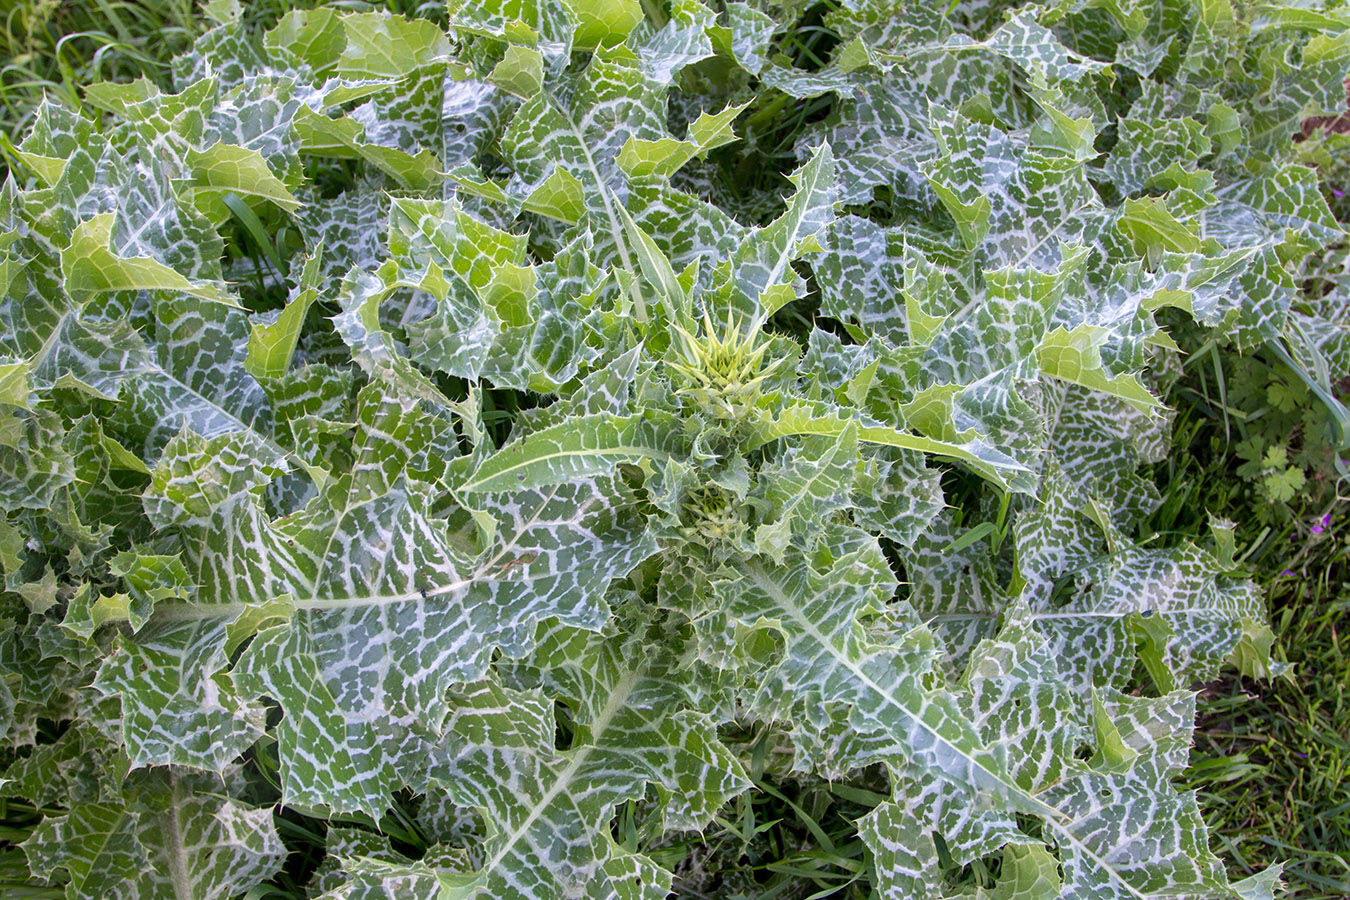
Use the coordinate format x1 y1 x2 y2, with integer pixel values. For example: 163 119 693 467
1186 504 1350 900
0 0 200 140
1153 342 1350 900
1193 579 1350 900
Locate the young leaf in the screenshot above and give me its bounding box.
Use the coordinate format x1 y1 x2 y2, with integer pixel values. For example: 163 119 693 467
61 214 240 307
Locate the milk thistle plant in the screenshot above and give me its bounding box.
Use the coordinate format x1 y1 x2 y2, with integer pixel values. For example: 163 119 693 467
0 0 1347 897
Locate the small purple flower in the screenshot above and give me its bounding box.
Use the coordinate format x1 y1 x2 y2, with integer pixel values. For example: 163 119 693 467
1281 569 1296 576
1311 513 1333 535
1335 187 1346 198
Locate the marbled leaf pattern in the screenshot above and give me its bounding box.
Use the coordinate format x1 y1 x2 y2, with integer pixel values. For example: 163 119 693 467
1 1 1333 898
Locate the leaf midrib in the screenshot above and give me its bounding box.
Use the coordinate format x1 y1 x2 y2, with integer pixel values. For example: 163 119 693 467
481 665 646 881
742 560 1062 821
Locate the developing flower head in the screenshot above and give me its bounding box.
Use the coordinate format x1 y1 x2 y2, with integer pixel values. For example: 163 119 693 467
666 307 788 419
674 482 749 560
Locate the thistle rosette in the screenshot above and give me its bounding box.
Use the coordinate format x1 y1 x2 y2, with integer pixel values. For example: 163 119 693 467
0 0 1339 897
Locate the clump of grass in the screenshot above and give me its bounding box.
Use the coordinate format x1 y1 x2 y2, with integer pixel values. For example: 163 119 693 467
1154 340 1350 900
1187 540 1350 900
0 0 202 141
1191 575 1350 900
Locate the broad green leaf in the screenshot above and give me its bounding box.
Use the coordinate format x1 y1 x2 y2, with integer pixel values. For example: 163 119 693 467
733 144 836 320
294 106 443 191
1037 325 1163 413
1118 197 1202 264
22 771 286 900
632 0 716 83
564 0 643 50
852 446 945 548
96 620 267 770
490 44 546 98
185 142 302 214
346 618 751 899
729 539 1060 819
458 412 683 494
748 402 1036 494
0 361 31 409
711 2 775 75
615 202 685 313
132 393 656 815
331 269 454 406
335 12 452 79
60 587 138 642
245 245 322 379
751 423 858 561
264 8 346 74
0 408 75 512
231 474 657 815
927 106 994 251
61 214 240 307
23 802 144 899
617 103 746 178
867 605 1252 900
1041 690 1240 898
814 215 909 344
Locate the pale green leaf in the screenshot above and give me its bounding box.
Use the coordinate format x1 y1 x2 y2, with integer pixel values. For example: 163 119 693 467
61 214 240 307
